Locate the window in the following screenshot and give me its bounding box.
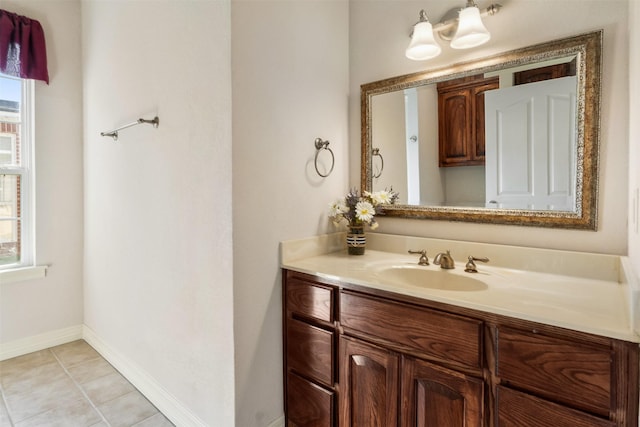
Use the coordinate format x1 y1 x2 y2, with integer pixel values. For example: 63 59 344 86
0 73 34 269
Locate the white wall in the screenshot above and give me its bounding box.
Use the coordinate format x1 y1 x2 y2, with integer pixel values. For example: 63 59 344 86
0 0 84 343
231 1 349 425
372 91 406 200
350 0 629 255
82 1 234 425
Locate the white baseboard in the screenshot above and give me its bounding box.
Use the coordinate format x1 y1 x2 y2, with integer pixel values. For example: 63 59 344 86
267 415 285 427
82 325 207 427
0 325 83 361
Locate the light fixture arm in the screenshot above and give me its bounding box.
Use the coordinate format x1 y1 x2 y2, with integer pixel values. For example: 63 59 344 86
410 9 429 34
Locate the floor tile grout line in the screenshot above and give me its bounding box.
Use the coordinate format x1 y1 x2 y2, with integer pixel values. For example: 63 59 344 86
3 343 172 426
0 383 15 427
131 412 172 427
49 348 112 427
1 349 60 426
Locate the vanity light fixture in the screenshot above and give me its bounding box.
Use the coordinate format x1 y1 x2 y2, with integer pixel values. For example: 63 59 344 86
406 1 502 61
450 1 491 49
405 10 442 61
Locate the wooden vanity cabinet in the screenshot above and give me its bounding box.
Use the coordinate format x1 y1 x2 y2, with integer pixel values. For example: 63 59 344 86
437 74 499 167
339 291 484 427
513 59 576 85
282 270 640 427
284 271 338 426
490 324 639 427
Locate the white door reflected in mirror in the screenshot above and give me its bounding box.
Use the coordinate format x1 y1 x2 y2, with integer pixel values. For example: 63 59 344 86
484 76 577 211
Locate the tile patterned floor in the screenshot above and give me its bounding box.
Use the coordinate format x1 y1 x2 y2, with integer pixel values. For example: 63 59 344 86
0 340 174 426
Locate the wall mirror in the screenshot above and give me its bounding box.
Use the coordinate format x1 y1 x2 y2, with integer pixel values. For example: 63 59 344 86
361 31 601 229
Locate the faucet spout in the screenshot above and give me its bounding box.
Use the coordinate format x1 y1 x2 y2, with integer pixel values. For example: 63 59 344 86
433 250 455 269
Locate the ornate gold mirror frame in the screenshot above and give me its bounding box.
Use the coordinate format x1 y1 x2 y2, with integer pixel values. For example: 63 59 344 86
361 31 602 229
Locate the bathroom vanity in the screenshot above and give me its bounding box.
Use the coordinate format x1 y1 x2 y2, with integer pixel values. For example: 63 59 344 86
281 234 639 426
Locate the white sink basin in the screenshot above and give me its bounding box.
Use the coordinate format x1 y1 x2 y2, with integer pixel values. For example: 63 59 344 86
374 265 488 292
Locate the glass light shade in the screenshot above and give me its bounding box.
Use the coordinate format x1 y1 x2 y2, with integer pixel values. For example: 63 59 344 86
405 21 442 60
450 6 491 49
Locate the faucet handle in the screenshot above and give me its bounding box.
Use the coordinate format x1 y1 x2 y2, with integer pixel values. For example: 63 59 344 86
465 256 489 273
408 250 429 265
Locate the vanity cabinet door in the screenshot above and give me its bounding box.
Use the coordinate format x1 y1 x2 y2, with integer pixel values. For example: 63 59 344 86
496 386 615 427
340 336 399 427
400 356 484 427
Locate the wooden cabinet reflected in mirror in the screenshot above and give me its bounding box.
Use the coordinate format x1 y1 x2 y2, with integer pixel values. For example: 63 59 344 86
361 31 601 229
437 74 499 167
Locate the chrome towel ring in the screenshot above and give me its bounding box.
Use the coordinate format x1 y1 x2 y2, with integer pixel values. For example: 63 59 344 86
372 147 384 179
314 137 334 177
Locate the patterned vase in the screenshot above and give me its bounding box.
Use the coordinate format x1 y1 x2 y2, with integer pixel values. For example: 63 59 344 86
346 225 366 255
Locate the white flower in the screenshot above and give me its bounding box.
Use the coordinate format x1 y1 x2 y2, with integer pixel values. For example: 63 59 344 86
327 188 397 231
328 200 348 218
371 190 392 205
355 201 375 223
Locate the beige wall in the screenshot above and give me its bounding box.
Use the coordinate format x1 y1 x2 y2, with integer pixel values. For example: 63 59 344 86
232 2 349 425
82 1 234 425
0 0 84 343
1 1 636 426
628 0 640 273
372 91 407 200
350 0 629 255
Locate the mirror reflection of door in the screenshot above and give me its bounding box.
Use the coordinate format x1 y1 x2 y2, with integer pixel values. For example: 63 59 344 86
484 75 577 211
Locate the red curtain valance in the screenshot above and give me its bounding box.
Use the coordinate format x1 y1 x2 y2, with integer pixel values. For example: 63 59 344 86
0 9 49 84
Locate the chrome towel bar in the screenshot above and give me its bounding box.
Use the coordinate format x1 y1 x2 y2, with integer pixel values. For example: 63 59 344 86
101 116 159 141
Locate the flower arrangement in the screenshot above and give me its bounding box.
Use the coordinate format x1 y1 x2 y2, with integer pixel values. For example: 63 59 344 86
328 188 399 230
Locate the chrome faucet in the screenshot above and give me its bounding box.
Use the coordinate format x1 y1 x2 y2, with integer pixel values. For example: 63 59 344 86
465 256 489 273
433 250 454 269
408 250 429 266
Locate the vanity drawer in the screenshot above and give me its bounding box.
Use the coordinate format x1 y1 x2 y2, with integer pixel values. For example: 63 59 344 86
496 326 612 416
286 318 335 388
287 372 335 427
286 275 335 323
340 291 483 369
496 386 615 427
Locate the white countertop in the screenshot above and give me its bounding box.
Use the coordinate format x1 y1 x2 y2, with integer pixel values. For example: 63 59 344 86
281 234 640 343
